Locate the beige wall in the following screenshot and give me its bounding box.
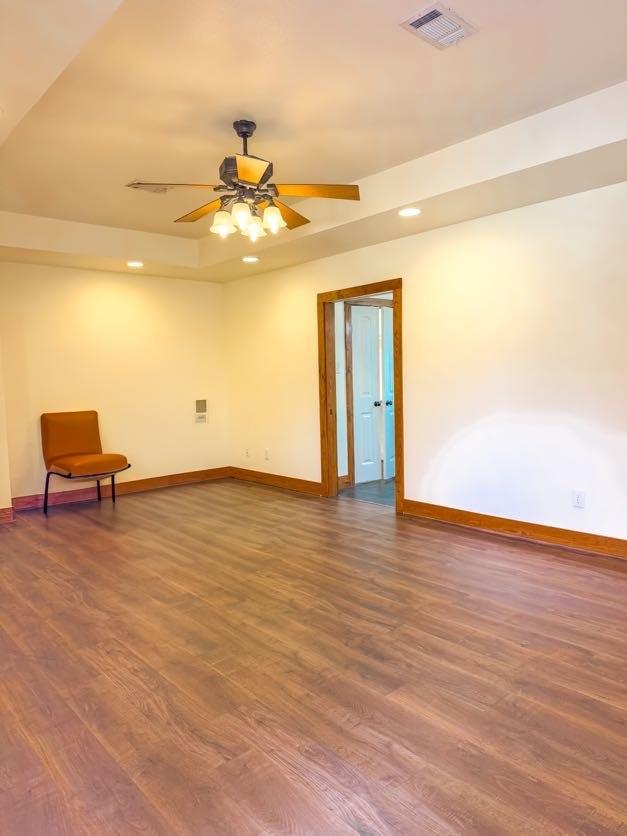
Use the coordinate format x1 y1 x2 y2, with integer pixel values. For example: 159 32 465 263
225 183 627 540
0 263 229 499
1 183 625 541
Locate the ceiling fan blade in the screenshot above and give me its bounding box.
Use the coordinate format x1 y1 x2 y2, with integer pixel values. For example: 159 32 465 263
127 180 218 193
275 184 360 200
273 199 310 229
174 197 223 223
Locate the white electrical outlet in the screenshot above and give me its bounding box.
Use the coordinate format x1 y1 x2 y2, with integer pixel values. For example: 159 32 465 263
245 448 250 458
572 490 586 509
264 448 270 461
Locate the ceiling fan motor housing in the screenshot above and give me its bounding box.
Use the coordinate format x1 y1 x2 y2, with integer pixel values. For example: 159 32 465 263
219 155 274 189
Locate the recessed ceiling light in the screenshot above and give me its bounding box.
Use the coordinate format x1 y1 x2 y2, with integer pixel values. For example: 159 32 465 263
126 260 144 268
242 256 259 264
398 207 421 218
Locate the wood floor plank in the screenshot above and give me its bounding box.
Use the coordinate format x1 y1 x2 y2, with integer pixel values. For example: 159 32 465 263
211 748 356 835
391 679 627 825
1 479 625 834
1 667 171 834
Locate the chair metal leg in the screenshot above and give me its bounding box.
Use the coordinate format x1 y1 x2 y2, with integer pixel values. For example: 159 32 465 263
43 472 52 515
96 480 101 501
111 473 116 504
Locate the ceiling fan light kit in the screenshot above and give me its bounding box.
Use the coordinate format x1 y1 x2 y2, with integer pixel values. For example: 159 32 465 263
246 213 266 242
127 119 360 243
231 199 251 231
209 209 237 238
262 203 286 234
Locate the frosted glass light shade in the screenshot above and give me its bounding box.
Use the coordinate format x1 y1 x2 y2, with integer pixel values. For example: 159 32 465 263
231 201 251 231
262 204 286 234
246 215 266 242
210 210 236 238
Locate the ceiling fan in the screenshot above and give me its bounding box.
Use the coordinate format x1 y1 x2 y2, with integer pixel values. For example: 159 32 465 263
127 119 360 241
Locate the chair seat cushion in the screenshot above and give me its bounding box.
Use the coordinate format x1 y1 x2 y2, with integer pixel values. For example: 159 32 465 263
50 452 128 477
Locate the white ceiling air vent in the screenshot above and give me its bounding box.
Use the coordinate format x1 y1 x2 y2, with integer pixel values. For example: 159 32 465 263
401 4 477 49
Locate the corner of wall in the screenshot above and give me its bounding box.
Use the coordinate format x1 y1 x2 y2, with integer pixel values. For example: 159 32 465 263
0 342 14 514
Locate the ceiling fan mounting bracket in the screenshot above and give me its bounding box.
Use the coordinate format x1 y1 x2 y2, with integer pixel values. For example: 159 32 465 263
233 119 256 139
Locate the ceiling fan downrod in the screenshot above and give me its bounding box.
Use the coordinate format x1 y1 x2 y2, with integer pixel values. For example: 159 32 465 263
232 119 256 156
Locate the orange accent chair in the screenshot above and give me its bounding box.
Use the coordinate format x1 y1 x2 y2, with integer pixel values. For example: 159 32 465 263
40 411 130 514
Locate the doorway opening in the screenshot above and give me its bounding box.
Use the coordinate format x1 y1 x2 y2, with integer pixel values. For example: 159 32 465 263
338 294 395 505
317 278 403 511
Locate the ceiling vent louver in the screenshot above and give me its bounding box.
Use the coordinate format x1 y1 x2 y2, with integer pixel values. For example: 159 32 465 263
401 4 477 49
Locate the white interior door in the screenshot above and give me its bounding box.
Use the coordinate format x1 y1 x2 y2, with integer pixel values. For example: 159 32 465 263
352 306 381 483
382 306 395 479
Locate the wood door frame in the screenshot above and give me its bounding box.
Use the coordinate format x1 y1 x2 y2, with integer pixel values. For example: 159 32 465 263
345 297 394 308
342 302 355 488
317 278 404 511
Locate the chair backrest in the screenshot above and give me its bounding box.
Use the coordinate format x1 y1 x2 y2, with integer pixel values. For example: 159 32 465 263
41 411 103 469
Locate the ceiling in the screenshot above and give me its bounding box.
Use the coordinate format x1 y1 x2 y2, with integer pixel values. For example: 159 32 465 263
1 0 626 238
0 0 122 144
4 136 625 282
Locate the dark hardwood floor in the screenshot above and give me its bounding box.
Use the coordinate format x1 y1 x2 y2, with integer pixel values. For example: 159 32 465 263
1 479 626 835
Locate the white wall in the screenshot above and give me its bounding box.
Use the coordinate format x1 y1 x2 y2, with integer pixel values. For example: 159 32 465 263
225 183 627 540
0 263 229 499
1 184 625 541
